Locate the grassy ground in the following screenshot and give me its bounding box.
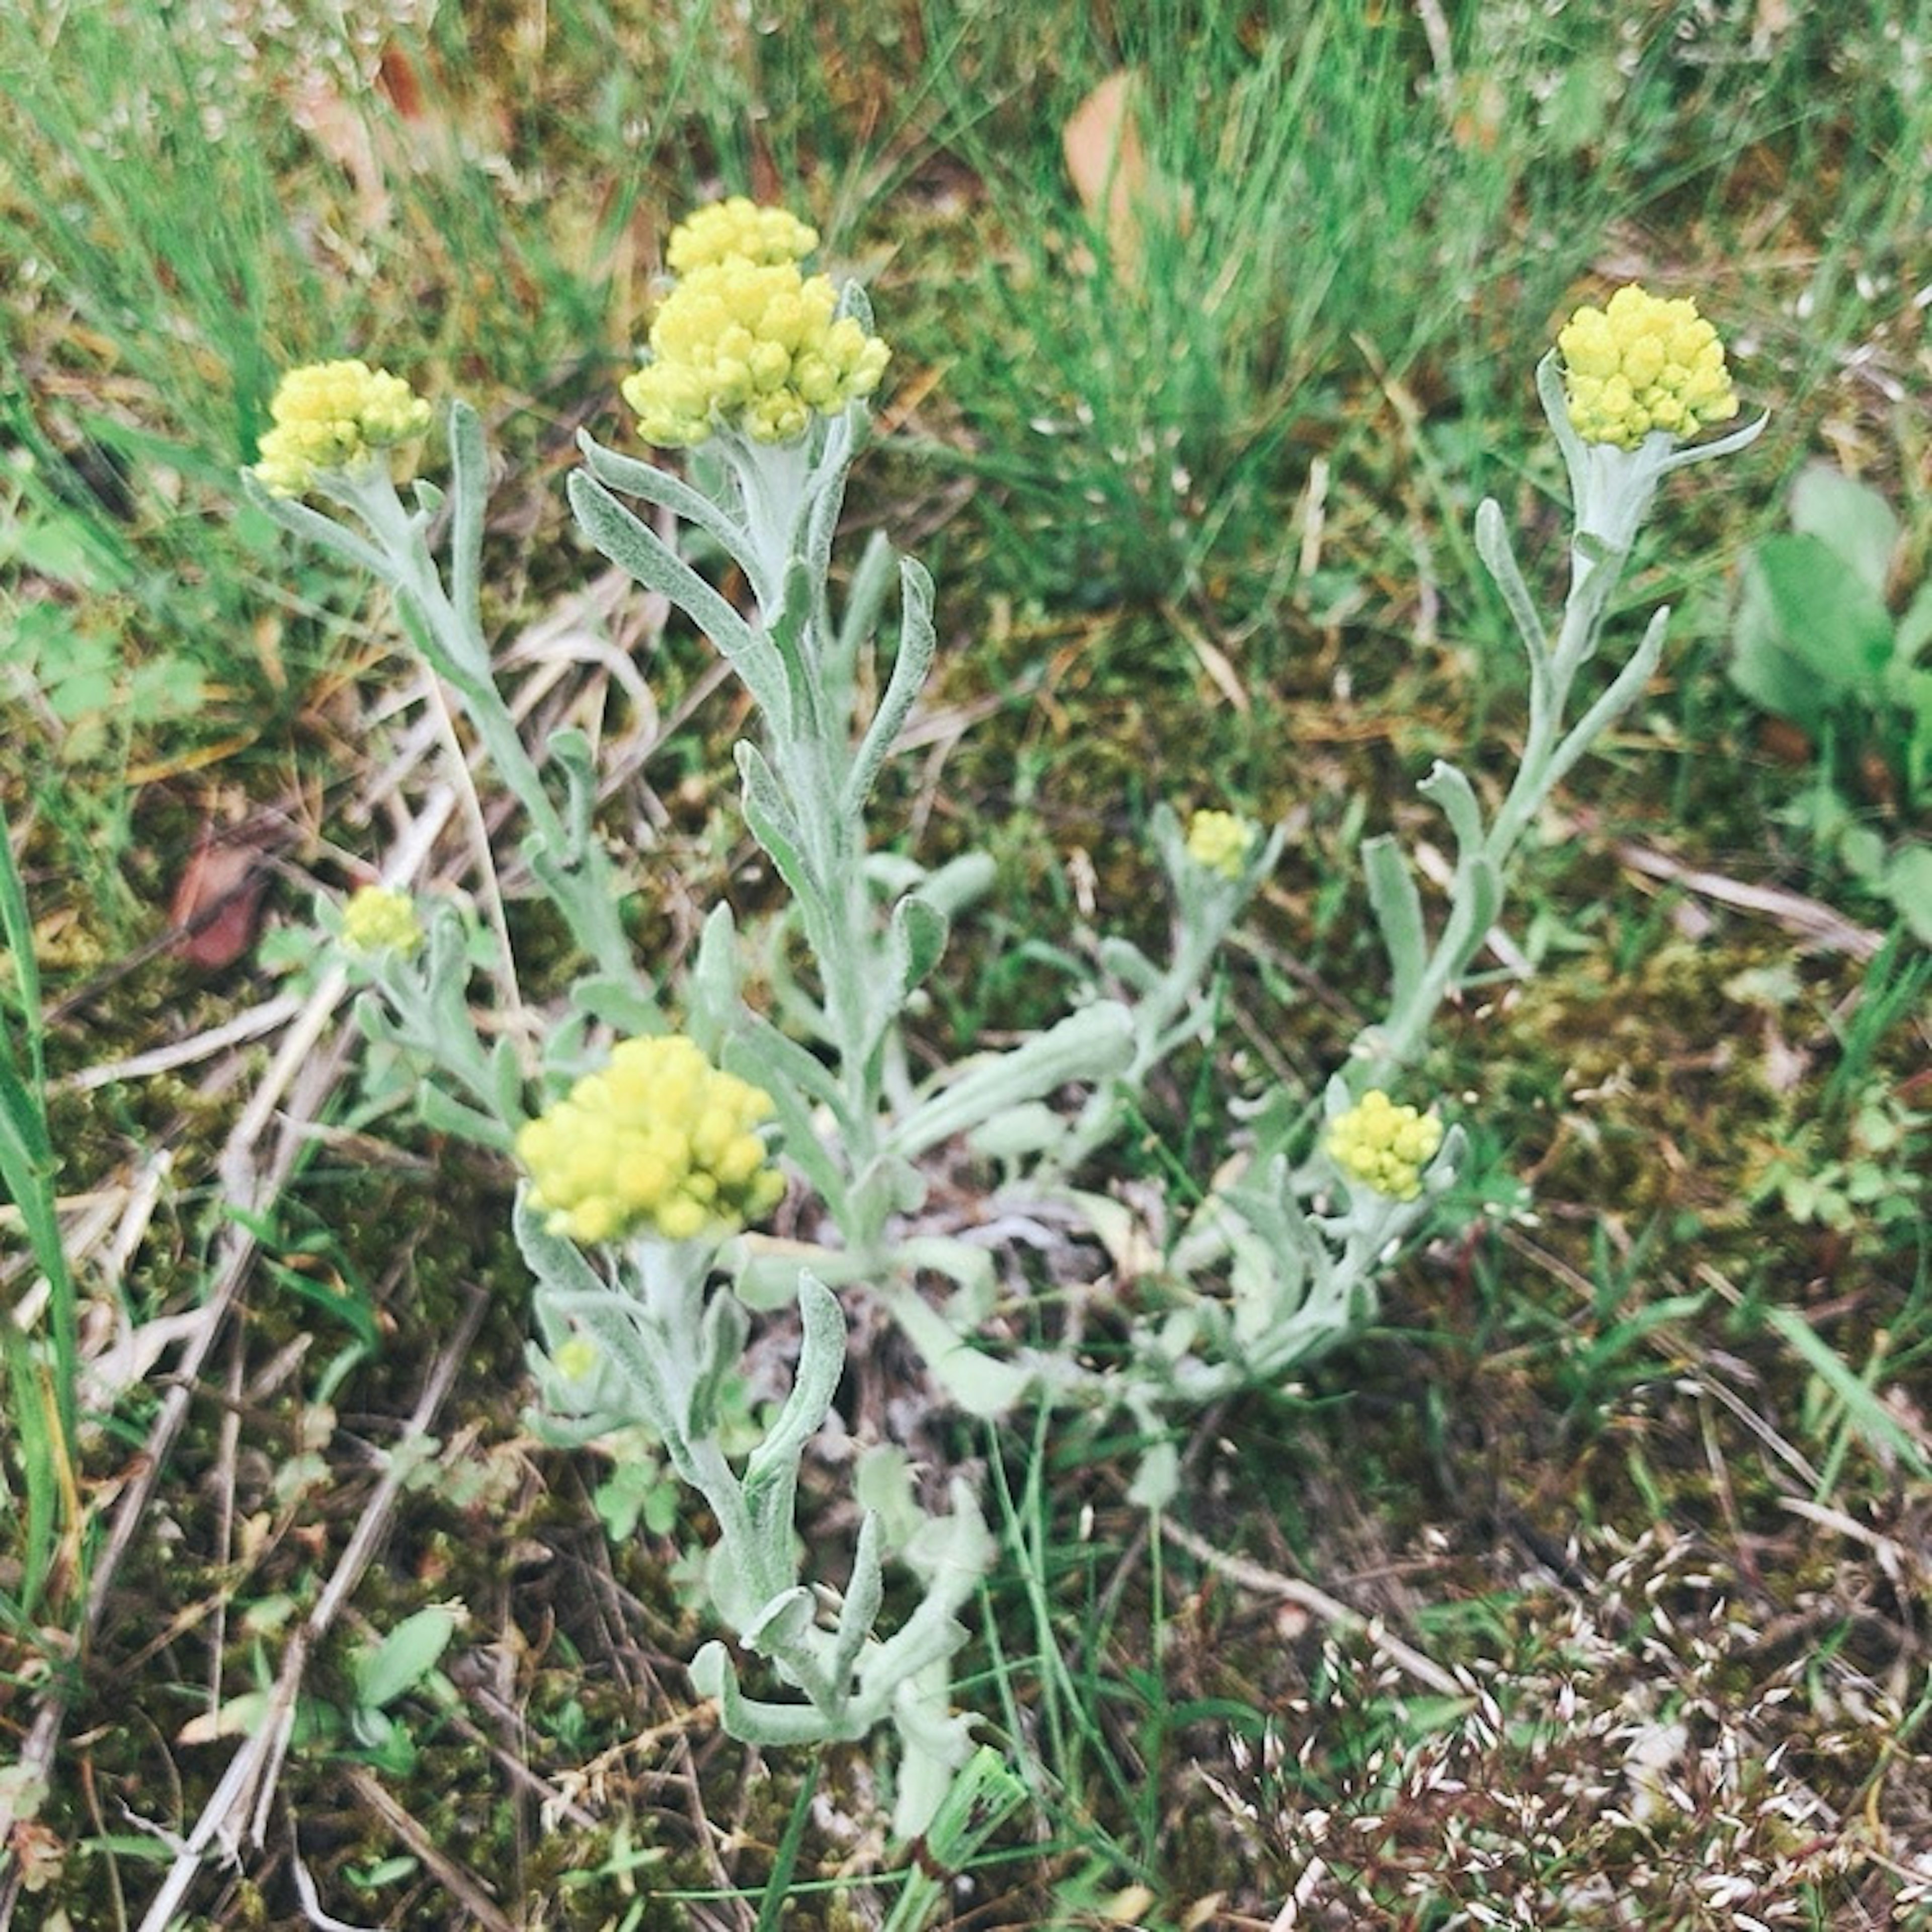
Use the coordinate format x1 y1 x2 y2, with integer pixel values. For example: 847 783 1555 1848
3 1 1930 1925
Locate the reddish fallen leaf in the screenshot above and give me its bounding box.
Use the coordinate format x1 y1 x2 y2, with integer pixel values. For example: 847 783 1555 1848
377 44 427 121
169 824 275 970
1062 70 1188 274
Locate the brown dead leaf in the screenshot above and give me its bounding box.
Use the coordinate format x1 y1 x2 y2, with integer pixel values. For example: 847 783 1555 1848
1062 69 1188 274
168 821 277 970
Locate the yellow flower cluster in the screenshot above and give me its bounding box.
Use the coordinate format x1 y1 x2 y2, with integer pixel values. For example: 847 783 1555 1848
1185 809 1258 881
341 885 423 956
623 204 890 447
666 197 819 273
517 1035 784 1245
254 359 432 496
1326 1090 1443 1203
1557 286 1738 450
551 1337 599 1383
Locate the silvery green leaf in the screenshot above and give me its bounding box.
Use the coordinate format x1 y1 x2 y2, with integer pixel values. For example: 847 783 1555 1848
889 893 948 1000
1322 1071 1354 1120
1650 410 1768 476
899 1235 996 1321
1547 605 1669 798
834 528 896 670
745 1275 845 1497
1417 760 1487 861
800 414 857 623
743 1585 817 1658
568 470 783 714
897 1000 1134 1156
916 850 997 918
872 1279 1032 1419
848 1153 928 1229
769 555 822 743
852 1445 924 1552
686 904 741 1058
242 472 392 580
898 1476 995 1600
1475 496 1549 663
720 1033 848 1212
845 557 937 819
691 1642 849 1745
964 1100 1068 1164
687 1289 751 1439
414 1081 512 1151
568 972 663 1040
729 1010 849 1124
735 741 818 901
575 430 754 580
1096 935 1162 995
829 1510 885 1687
855 1602 967 1723
446 398 489 623
1126 1435 1181 1511
488 1034 526 1128
411 478 445 515
1362 834 1426 1012
1536 350 1589 519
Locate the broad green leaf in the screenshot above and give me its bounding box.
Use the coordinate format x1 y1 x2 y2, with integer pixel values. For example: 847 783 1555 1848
353 1604 463 1711
1883 842 1932 945
1730 535 1894 726
1790 464 1897 599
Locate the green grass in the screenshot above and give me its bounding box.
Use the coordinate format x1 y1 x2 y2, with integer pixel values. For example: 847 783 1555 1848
2 1 1930 1925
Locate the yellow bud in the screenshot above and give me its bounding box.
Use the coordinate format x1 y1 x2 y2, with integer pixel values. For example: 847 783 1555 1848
622 243 889 450
1557 285 1739 450
340 886 423 956
253 358 431 497
1185 809 1258 881
1326 1090 1444 1203
519 1033 783 1246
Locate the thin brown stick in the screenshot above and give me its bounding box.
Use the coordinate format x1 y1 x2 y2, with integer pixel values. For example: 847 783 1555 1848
337 1763 518 1932
1160 1518 1461 1698
1615 839 1883 957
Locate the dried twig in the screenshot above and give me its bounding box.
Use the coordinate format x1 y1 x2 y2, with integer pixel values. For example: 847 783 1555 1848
1161 1517 1461 1698
1615 839 1884 957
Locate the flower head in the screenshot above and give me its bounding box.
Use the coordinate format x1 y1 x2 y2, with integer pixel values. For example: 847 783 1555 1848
667 197 820 273
1326 1089 1443 1203
622 256 890 448
1557 286 1738 450
516 1035 784 1245
341 885 423 957
551 1336 599 1383
1185 808 1258 881
253 359 432 496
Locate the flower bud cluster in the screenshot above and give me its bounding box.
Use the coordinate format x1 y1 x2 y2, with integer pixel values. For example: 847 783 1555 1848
622 203 890 447
1327 1089 1443 1202
253 358 432 497
1557 285 1738 451
340 884 423 956
516 1035 784 1245
1185 808 1258 880
666 197 819 272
